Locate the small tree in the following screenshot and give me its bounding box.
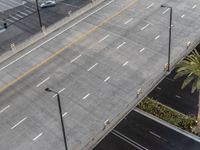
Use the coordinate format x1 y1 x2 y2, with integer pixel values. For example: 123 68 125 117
174 49 200 127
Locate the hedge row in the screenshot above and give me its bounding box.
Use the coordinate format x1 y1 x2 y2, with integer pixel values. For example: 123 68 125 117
137 97 196 131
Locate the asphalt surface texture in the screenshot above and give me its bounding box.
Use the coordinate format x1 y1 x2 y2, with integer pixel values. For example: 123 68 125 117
0 0 90 54
149 70 199 116
94 111 200 150
0 0 200 149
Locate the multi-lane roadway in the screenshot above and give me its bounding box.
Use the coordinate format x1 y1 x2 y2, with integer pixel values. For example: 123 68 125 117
0 0 200 149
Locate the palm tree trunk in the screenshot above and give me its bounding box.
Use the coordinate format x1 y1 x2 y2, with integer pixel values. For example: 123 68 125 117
197 91 200 127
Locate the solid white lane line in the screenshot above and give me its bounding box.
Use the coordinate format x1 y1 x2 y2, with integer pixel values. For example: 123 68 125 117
88 63 98 71
146 3 154 9
140 24 149 30
155 35 160 40
82 93 90 100
192 4 197 9
36 77 50 87
112 130 149 150
162 8 169 15
104 76 111 82
181 14 185 18
117 42 126 49
139 48 145 52
98 34 110 43
122 61 129 66
70 54 82 63
149 131 161 138
0 105 10 113
11 117 27 129
62 112 68 117
0 0 114 72
33 133 43 141
124 18 133 25
53 88 66 98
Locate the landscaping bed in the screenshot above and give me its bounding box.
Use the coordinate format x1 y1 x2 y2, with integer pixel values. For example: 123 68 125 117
137 97 197 132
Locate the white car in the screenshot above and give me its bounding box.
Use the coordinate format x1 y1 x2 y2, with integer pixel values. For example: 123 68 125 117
40 0 56 8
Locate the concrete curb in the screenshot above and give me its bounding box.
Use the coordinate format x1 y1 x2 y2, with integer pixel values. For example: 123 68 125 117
134 108 200 143
0 0 106 64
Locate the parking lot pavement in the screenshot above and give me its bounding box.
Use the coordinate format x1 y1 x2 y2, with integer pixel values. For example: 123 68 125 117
0 0 90 54
0 0 24 12
94 111 200 150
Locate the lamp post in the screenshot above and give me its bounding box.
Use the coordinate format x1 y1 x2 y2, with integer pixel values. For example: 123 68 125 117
45 88 68 150
161 5 172 72
36 0 42 28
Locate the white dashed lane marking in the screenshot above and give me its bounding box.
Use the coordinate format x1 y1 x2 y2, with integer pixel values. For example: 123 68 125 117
162 8 169 15
104 76 111 82
146 3 154 9
36 77 50 87
11 117 27 129
82 93 90 100
98 34 110 43
124 18 133 25
117 42 126 49
140 24 149 30
88 63 98 71
0 105 10 113
155 35 160 40
139 48 145 52
122 61 129 66
70 54 82 63
33 133 43 141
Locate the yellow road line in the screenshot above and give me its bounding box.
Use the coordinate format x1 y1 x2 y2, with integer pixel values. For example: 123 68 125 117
0 0 138 94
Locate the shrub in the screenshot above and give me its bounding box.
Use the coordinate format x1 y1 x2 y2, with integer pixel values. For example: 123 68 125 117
137 97 196 132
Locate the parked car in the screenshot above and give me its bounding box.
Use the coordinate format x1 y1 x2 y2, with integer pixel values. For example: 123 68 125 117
40 0 56 8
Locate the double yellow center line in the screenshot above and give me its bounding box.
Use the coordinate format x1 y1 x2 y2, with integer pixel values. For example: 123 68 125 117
0 0 138 94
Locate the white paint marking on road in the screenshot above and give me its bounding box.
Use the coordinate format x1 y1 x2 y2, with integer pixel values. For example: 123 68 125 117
181 14 185 18
16 14 23 18
192 4 197 9
157 87 161 90
122 61 129 66
25 9 33 14
70 54 82 63
98 34 110 43
62 112 68 117
33 133 43 141
162 8 170 15
6 18 14 23
58 88 66 94
176 95 181 98
53 88 66 98
0 0 114 72
112 130 149 150
117 42 126 49
149 131 161 138
88 63 98 71
82 93 90 100
20 11 28 16
155 35 160 40
124 18 133 25
146 3 154 9
11 117 27 129
10 16 19 20
140 24 149 31
139 48 145 52
104 76 111 82
36 77 50 87
0 105 10 113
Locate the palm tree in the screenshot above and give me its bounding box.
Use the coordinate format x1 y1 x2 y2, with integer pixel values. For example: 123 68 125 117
174 49 200 128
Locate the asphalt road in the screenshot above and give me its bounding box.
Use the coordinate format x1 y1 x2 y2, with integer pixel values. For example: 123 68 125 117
94 111 200 150
0 0 200 149
149 70 199 116
0 0 90 54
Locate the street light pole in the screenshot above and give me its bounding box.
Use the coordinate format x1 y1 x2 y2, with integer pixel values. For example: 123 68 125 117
161 5 172 72
36 0 42 28
45 88 68 150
